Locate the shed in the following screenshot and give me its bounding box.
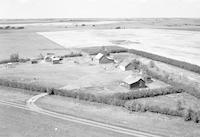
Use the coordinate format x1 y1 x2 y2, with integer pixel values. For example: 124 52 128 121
119 59 140 71
52 57 61 64
31 59 38 64
95 53 114 64
122 75 146 89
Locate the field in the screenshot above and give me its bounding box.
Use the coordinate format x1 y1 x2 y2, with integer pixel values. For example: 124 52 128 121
39 29 200 66
0 32 68 60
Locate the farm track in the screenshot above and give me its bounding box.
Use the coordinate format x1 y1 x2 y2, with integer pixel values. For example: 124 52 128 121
0 93 164 137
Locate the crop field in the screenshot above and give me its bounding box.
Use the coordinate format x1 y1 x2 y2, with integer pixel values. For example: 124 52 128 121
39 29 200 66
0 32 67 60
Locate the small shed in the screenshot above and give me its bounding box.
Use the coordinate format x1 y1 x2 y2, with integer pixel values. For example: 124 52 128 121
143 75 153 83
31 59 38 64
122 75 146 89
52 57 61 64
119 60 135 71
119 59 141 71
95 53 114 64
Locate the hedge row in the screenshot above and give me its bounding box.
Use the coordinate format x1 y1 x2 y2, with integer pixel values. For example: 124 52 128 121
143 65 200 99
113 87 184 100
61 53 82 58
128 49 200 74
0 78 200 123
0 79 125 106
81 46 128 55
124 101 200 123
0 58 30 65
125 101 182 116
0 79 49 93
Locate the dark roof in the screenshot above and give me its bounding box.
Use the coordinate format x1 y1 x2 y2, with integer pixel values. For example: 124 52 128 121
123 75 144 84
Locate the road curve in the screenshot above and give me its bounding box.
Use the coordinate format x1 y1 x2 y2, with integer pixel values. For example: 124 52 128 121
25 93 163 137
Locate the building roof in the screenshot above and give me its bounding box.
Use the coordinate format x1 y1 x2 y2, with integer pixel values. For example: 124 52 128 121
123 75 144 85
120 60 132 67
95 53 105 60
52 57 60 61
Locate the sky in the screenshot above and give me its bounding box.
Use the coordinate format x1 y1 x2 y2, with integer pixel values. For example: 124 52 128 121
1 0 200 18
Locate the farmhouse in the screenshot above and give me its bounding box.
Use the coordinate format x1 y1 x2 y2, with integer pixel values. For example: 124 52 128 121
122 75 146 89
95 53 114 64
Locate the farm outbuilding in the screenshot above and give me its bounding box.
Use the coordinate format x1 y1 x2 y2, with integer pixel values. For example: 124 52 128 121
95 53 114 64
143 75 153 83
31 59 38 64
52 57 61 64
119 59 141 71
121 75 146 89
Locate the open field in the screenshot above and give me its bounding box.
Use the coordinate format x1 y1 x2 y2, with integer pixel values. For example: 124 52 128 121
0 86 38 105
39 29 200 66
36 94 200 137
0 32 67 60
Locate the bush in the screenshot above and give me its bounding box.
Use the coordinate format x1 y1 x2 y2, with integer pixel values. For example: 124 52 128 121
125 101 182 117
114 87 183 100
142 64 200 99
10 53 19 62
81 46 127 55
149 61 155 68
115 26 121 29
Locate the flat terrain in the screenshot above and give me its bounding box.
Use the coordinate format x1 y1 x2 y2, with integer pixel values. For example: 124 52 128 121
0 103 132 137
37 94 200 137
1 18 200 136
39 29 200 66
0 57 133 94
0 86 38 105
0 32 66 60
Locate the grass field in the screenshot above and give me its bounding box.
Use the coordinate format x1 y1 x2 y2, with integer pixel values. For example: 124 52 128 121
0 56 168 95
37 94 200 137
132 92 200 112
0 57 131 94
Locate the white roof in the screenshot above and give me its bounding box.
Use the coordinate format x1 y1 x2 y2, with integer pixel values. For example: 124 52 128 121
52 57 60 61
95 53 104 60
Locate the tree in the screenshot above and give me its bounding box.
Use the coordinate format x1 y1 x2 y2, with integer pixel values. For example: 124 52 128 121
10 53 19 62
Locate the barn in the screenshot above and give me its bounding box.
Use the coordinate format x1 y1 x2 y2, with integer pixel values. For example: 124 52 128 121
95 53 114 64
122 75 146 89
